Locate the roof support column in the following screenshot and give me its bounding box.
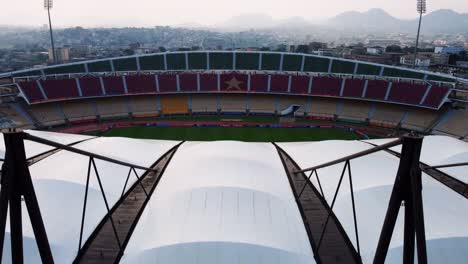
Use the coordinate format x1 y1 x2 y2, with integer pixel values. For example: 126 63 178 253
374 136 427 264
0 131 54 264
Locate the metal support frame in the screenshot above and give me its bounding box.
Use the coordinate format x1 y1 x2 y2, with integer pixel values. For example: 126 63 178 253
121 167 149 198
296 157 362 261
0 131 54 264
77 156 122 253
374 136 427 264
294 135 429 263
0 130 159 263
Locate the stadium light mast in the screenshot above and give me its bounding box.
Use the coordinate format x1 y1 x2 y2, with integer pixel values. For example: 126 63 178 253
413 0 426 68
44 0 56 64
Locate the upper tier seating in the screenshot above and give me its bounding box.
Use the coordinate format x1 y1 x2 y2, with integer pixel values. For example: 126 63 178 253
179 73 198 92
40 79 79 100
79 77 103 97
19 81 45 103
270 74 289 93
250 74 269 93
220 73 248 92
421 85 450 108
17 73 449 111
158 74 178 93
388 81 427 105
342 78 365 98
126 75 157 94
199 74 218 92
290 75 310 94
311 76 341 96
103 76 126 95
364 80 388 100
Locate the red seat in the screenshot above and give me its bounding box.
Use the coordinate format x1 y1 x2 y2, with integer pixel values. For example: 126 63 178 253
126 75 156 94
270 74 289 93
311 76 341 96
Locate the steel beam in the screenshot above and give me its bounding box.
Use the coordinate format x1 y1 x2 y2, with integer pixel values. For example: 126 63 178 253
374 136 427 264
1 131 54 263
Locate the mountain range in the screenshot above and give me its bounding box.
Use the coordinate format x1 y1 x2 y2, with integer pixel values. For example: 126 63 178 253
214 9 468 34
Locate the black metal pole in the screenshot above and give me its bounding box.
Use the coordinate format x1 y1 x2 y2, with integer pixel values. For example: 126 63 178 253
132 167 148 197
347 161 361 256
78 157 92 252
0 168 9 262
91 158 122 248
121 167 133 198
1 131 54 264
427 161 468 169
373 184 402 263
403 198 415 264
5 133 25 264
317 160 348 249
22 163 55 263
315 170 326 199
410 158 428 264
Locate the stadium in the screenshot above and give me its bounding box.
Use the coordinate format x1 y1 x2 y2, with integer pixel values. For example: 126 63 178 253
0 50 467 263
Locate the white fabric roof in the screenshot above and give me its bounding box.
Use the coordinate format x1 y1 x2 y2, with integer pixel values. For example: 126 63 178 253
0 130 94 160
279 136 468 263
364 136 468 183
2 133 179 264
121 141 315 264
0 131 466 264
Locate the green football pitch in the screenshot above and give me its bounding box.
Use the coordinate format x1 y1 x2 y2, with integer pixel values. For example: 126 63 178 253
101 126 361 142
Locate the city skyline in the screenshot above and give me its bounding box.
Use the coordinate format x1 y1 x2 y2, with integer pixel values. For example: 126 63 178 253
2 0 468 27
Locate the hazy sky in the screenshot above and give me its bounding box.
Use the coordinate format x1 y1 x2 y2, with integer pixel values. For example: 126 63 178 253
2 0 468 27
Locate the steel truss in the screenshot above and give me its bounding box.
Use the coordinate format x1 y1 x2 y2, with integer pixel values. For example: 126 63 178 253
0 130 156 264
1 130 465 264
293 136 432 264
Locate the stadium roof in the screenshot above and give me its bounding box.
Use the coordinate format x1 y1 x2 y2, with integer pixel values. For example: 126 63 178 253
0 51 462 83
0 131 467 263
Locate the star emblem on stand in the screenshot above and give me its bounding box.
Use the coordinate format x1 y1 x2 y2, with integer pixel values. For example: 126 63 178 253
225 77 243 91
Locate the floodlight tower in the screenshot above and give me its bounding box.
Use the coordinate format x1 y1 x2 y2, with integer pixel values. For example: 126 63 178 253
44 0 56 63
413 0 426 68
